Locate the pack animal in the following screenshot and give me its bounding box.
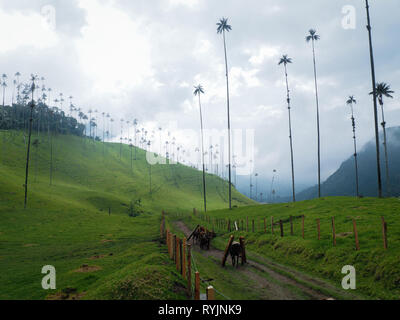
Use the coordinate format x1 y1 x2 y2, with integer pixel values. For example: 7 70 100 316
229 241 242 268
192 227 216 250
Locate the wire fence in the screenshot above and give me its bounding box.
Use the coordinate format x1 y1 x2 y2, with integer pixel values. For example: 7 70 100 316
161 211 232 300
190 250 232 300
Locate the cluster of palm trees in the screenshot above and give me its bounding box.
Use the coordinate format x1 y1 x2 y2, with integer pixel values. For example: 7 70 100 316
1 70 205 207
194 2 395 211
193 18 234 212
277 2 395 201
3 2 396 209
281 1 395 201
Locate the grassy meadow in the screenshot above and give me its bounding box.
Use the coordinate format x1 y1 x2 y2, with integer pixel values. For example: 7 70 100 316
174 197 400 299
0 131 252 300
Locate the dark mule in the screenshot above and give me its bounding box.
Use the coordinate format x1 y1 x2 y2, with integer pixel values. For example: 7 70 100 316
229 241 242 268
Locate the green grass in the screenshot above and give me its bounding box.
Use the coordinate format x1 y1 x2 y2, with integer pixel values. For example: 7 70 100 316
177 197 400 299
0 131 253 300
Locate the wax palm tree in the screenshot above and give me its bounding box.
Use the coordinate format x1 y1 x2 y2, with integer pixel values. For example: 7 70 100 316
12 79 17 105
106 113 110 142
306 29 322 198
120 118 124 159
217 17 233 209
365 0 383 198
194 84 207 213
15 72 21 104
24 74 38 208
88 109 93 138
346 96 360 197
47 88 52 107
2 74 8 107
370 82 394 197
59 93 64 111
278 54 296 202
133 119 138 160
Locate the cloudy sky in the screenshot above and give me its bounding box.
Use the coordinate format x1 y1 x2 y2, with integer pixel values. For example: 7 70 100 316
1 0 399 196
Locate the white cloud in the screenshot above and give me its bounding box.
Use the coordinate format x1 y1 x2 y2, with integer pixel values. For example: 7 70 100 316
230 67 262 93
76 0 154 95
0 7 59 54
247 45 280 66
167 0 200 9
194 38 212 55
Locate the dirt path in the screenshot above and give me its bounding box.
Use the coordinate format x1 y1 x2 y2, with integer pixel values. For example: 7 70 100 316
174 221 359 300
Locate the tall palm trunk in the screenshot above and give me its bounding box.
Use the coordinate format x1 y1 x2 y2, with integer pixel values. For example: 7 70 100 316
311 38 321 198
24 88 35 209
379 102 390 196
222 29 232 209
350 105 360 197
284 64 296 202
198 94 207 213
365 0 383 198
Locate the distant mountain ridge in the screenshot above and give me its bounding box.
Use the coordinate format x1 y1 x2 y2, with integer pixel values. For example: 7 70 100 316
295 126 400 200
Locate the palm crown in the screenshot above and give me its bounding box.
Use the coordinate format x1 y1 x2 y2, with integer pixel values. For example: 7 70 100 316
193 85 204 96
217 18 232 34
278 55 292 66
346 96 357 105
306 29 320 42
372 82 394 98
370 82 394 106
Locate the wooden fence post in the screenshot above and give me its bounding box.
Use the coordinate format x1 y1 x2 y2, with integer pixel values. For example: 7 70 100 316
166 230 170 255
252 220 255 233
271 217 274 234
246 217 249 232
182 239 186 278
279 220 284 237
222 235 235 267
264 218 267 233
241 220 244 231
170 232 174 259
290 216 294 235
331 217 336 247
195 272 200 300
316 219 320 240
207 286 215 300
180 239 183 274
382 216 388 250
176 236 180 271
353 219 360 251
239 236 247 264
173 235 177 262
187 244 192 298
228 219 231 232
302 215 305 239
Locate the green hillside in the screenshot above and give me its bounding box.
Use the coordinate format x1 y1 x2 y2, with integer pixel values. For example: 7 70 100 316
0 131 253 300
177 197 400 299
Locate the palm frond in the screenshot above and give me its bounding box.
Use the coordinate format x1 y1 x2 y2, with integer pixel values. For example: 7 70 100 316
217 17 232 34
306 29 320 42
